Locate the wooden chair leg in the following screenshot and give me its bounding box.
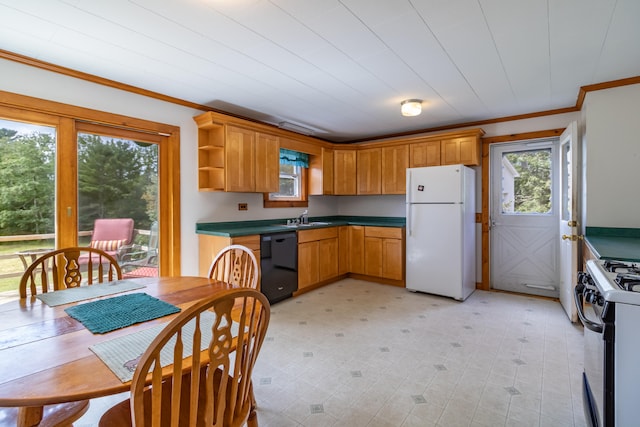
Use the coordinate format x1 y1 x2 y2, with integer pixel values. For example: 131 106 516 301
247 381 258 427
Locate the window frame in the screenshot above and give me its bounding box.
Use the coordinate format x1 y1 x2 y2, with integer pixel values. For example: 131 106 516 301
263 166 308 208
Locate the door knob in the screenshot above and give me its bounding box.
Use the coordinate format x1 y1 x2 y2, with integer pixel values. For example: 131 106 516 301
567 220 577 227
561 234 583 241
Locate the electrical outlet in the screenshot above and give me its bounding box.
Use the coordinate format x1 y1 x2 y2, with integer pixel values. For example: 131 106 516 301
238 203 248 211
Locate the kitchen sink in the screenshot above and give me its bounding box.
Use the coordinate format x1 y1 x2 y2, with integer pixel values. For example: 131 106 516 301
273 221 331 228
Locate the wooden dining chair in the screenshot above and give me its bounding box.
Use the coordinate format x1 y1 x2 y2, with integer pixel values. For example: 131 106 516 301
98 288 271 427
208 245 259 289
19 247 122 298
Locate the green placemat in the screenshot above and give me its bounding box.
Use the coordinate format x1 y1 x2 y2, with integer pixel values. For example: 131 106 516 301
65 293 181 334
90 311 217 382
36 279 152 307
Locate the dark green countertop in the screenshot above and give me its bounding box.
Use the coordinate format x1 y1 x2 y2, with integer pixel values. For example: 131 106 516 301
196 216 406 237
585 227 640 262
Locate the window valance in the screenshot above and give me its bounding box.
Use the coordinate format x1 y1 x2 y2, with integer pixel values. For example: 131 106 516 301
279 148 309 168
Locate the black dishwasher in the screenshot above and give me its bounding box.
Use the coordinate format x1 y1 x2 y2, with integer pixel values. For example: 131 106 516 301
260 232 298 304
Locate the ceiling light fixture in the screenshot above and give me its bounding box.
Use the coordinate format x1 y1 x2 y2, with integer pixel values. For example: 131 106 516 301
278 121 315 135
400 99 422 117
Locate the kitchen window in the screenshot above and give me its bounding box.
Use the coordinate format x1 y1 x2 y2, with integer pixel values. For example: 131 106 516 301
264 149 309 208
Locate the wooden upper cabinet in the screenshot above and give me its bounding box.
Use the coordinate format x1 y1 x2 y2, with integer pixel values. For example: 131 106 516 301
410 140 441 168
225 125 256 192
195 111 484 192
381 145 408 194
441 136 480 166
357 148 381 195
322 148 334 195
310 147 334 195
334 149 357 195
254 132 280 193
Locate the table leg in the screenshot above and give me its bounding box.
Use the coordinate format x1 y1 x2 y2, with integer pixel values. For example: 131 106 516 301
17 406 43 427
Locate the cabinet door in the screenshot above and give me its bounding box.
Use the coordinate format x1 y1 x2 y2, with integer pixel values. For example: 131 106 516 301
255 132 279 193
319 238 339 281
322 148 334 195
381 145 408 194
441 138 460 165
298 241 319 289
357 148 381 195
333 150 357 195
441 137 479 166
458 137 479 165
349 226 365 274
382 238 403 280
338 226 349 275
410 141 441 167
225 126 255 192
364 236 383 277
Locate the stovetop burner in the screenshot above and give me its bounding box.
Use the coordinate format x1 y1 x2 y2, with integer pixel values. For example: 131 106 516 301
588 260 640 305
615 273 640 292
603 260 640 274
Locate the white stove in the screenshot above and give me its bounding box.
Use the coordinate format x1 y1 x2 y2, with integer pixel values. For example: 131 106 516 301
580 259 640 427
586 259 640 305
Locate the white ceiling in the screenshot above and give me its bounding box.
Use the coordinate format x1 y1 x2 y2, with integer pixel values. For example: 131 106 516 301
1 0 639 142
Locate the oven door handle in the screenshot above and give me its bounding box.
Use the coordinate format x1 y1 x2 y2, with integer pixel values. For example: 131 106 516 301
574 283 603 333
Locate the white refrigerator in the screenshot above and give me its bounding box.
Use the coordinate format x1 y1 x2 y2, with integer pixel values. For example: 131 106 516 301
406 165 476 301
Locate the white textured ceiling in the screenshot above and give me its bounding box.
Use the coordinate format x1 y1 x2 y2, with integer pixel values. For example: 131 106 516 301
1 0 639 142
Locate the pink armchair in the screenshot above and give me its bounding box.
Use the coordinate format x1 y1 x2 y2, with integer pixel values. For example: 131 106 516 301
88 218 135 258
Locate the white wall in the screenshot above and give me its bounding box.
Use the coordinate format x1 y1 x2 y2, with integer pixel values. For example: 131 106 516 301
583 84 640 227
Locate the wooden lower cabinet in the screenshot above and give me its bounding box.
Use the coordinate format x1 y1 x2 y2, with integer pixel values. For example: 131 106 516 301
363 226 404 281
338 226 350 275
198 234 260 277
349 226 366 274
319 238 339 281
297 228 339 290
364 236 383 277
298 241 319 289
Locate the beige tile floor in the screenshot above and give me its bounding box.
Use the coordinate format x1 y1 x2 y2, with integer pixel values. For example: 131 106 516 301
76 278 586 427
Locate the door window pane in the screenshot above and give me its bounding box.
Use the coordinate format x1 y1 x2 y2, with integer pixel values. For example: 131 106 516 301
0 119 56 293
77 133 159 277
501 149 552 214
561 143 572 221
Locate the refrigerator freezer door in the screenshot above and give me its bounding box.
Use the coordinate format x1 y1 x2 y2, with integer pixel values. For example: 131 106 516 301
406 203 464 299
407 165 463 204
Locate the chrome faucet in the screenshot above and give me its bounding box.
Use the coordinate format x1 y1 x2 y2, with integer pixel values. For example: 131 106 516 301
299 210 309 224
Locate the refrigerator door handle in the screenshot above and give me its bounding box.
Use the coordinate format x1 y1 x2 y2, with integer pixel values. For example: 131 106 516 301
406 170 412 236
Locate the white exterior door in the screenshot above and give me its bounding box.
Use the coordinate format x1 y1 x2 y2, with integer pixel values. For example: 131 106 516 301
559 122 580 322
490 140 560 297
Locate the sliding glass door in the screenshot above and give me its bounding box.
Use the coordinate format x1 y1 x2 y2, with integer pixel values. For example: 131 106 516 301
76 123 160 277
0 118 57 293
0 91 181 291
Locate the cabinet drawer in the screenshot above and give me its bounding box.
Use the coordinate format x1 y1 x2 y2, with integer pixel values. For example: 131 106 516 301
364 226 403 239
231 235 260 251
297 227 338 243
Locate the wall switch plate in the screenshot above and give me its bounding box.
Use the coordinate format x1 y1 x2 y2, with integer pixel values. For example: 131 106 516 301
238 203 248 211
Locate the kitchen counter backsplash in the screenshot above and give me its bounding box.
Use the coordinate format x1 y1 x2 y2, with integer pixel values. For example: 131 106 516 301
585 227 640 262
196 216 406 237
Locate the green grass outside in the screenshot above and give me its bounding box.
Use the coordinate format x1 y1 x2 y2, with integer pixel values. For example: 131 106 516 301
0 238 92 293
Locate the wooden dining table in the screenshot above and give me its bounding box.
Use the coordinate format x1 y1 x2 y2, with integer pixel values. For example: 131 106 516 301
0 276 235 427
